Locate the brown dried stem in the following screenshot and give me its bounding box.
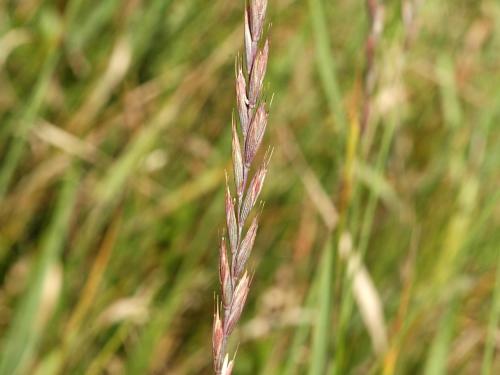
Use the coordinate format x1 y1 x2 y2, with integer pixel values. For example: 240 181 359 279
212 1 271 374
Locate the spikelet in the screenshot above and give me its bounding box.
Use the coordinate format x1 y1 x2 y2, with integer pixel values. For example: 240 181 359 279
212 0 272 373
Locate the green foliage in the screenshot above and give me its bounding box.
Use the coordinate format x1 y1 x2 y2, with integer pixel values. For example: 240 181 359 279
0 0 499 374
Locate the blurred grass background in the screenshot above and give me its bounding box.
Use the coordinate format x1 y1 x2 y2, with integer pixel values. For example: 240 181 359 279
0 0 499 374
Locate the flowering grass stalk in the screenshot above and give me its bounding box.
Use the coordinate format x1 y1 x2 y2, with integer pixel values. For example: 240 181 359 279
212 1 271 373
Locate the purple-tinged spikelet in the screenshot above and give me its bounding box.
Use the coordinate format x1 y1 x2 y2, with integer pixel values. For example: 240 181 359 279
213 0 271 373
225 183 238 256
235 69 249 136
244 104 268 167
212 305 224 371
234 217 258 278
248 41 269 107
240 153 270 225
225 271 250 335
231 118 244 198
219 237 232 309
